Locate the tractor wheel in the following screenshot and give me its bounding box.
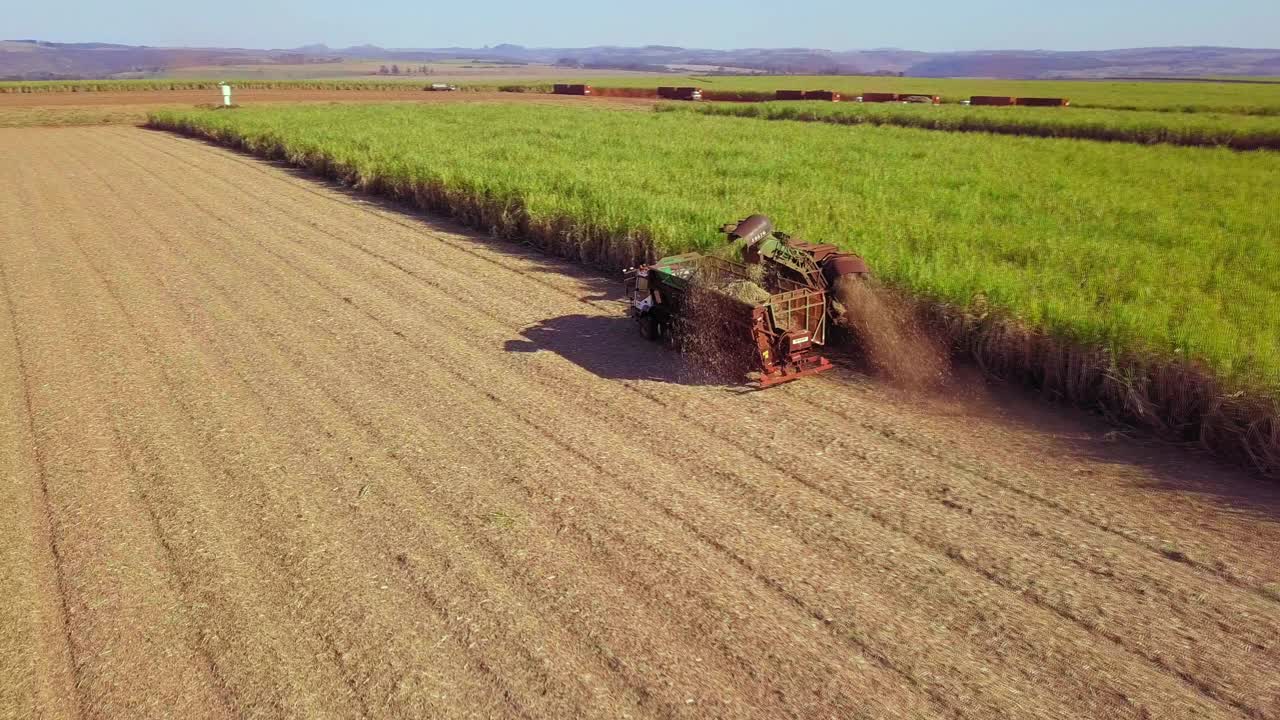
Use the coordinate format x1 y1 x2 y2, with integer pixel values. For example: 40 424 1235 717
639 315 661 341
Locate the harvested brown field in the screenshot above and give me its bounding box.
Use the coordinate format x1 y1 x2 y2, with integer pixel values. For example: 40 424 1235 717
0 88 658 109
2 126 1279 720
0 89 657 127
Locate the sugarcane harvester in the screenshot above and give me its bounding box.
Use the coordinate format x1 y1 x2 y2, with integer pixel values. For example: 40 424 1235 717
623 215 870 387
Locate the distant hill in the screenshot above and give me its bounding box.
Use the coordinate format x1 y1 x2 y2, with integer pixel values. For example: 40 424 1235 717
2 39 1278 81
0 40 277 79
905 47 1280 78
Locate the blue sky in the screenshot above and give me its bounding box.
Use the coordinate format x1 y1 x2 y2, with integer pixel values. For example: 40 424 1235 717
8 0 1279 51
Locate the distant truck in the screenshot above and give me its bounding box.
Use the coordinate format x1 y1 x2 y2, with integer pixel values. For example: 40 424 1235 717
860 92 940 104
969 95 1070 107
860 92 900 103
803 90 841 102
775 90 841 102
553 83 593 96
425 83 458 91
1016 97 1070 107
658 86 703 101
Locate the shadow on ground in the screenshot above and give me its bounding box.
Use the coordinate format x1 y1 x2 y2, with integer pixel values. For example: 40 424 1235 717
504 313 733 387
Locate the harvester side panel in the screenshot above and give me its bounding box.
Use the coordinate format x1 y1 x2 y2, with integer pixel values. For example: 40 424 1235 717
766 288 829 346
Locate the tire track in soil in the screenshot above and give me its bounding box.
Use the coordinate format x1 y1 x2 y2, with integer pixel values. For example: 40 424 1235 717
0 160 82 720
34 149 376 720
788 380 1280 599
112 128 1249 717
51 137 546 720
761 386 1280 634
5 126 1280 720
1 145 233 719
68 228 585 720
64 189 473 720
114 127 1276 717
60 134 721 717
85 124 942 717
29 143 266 719
605 381 1280 715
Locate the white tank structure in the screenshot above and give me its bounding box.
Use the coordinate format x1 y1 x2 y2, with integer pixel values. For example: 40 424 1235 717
219 82 232 107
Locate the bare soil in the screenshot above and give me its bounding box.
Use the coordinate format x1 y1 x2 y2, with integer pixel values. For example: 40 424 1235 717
2 126 1278 720
0 88 658 109
0 89 657 129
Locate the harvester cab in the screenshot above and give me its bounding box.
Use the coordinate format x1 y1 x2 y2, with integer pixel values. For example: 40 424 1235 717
623 215 871 388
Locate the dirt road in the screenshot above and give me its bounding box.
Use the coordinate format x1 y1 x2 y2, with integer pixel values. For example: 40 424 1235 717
2 126 1278 720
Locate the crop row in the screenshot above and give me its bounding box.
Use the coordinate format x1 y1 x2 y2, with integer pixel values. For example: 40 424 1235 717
660 101 1280 151
144 103 1280 475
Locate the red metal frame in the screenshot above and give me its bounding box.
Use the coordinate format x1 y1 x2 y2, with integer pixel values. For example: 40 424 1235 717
628 252 838 388
757 354 833 387
749 289 833 386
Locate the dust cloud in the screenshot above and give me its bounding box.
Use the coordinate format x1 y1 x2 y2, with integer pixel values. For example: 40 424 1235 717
834 276 950 390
